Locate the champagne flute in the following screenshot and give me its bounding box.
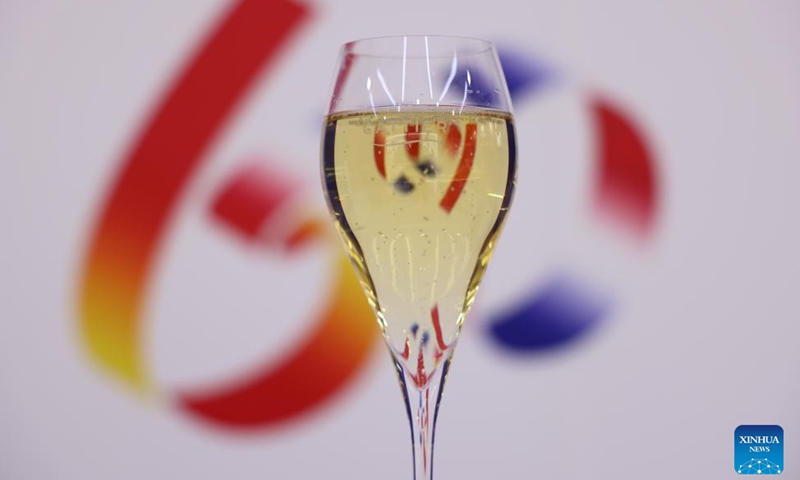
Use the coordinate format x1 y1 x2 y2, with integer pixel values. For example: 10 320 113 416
321 36 516 480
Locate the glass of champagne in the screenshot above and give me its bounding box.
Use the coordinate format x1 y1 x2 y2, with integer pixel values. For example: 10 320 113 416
321 36 516 480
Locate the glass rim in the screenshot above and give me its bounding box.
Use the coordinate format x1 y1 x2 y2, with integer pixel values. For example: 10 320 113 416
342 35 496 59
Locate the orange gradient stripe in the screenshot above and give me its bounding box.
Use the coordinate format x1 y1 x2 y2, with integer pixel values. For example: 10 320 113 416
81 230 152 389
78 0 310 392
178 254 376 427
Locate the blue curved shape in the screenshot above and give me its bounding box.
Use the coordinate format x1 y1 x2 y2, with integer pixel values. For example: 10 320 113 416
496 47 553 101
488 274 610 352
443 47 552 108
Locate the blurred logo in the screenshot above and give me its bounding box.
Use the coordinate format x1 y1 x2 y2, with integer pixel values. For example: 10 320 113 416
77 0 659 431
735 425 784 475
475 48 658 351
76 0 374 429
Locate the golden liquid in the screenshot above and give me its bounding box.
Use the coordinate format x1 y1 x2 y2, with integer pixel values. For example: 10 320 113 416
322 108 515 384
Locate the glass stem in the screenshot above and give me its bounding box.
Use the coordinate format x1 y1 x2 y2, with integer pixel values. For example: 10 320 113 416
393 353 452 480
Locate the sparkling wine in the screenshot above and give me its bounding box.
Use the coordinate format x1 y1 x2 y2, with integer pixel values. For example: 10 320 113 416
323 107 516 386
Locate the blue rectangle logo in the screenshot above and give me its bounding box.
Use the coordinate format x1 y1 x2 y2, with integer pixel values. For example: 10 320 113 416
735 425 784 475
